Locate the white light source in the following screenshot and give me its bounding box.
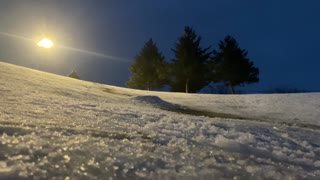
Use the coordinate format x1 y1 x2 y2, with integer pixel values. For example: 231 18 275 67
37 38 53 48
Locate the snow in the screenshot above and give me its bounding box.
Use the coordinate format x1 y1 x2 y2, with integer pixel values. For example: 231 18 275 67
131 96 180 110
0 62 320 179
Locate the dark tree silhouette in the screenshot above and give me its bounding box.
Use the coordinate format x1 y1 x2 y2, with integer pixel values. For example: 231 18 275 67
126 38 168 90
68 70 80 79
211 35 259 94
170 26 211 93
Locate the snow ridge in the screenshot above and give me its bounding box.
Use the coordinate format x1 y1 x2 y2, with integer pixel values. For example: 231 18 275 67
132 96 180 110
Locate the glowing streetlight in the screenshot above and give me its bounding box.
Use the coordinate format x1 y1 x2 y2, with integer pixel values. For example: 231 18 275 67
37 38 54 48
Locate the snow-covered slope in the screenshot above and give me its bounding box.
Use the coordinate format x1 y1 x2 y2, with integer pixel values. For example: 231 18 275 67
104 83 320 127
0 62 319 179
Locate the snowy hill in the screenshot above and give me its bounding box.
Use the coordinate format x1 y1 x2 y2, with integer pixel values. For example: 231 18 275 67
0 62 319 179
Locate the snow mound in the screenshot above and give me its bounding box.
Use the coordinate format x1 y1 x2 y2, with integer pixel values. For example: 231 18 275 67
132 96 179 110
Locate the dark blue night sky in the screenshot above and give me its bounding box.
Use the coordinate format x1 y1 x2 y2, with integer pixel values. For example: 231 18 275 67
0 0 319 92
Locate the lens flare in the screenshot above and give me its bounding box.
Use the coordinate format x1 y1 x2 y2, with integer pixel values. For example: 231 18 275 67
0 31 130 62
37 38 53 48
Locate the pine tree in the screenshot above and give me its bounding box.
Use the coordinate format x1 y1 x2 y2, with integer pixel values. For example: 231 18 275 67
126 38 168 90
170 26 211 93
68 69 80 79
211 35 259 94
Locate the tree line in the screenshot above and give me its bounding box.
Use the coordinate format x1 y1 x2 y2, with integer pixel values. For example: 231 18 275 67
127 26 259 94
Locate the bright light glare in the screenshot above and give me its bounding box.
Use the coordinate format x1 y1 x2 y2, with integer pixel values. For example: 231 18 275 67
37 38 53 48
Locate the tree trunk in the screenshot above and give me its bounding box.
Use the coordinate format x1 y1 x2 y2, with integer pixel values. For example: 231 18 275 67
185 79 189 93
229 84 235 94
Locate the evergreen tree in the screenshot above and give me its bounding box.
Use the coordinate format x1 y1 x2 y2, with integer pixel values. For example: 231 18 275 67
170 26 211 93
68 69 80 79
126 38 168 90
211 35 259 94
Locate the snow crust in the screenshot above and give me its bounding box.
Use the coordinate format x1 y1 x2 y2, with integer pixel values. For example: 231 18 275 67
0 62 320 179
